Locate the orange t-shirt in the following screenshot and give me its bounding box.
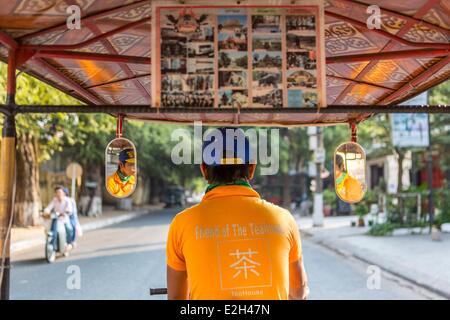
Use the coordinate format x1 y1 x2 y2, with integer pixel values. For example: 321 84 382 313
106 171 135 197
166 185 302 300
336 173 364 202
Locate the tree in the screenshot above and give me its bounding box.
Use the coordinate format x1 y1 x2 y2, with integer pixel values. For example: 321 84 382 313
429 81 450 172
0 62 87 226
125 121 200 203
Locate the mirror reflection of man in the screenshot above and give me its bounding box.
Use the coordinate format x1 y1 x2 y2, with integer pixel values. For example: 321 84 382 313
335 154 364 202
107 148 136 197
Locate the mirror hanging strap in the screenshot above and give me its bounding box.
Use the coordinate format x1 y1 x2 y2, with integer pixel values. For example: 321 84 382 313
116 114 124 139
350 122 357 143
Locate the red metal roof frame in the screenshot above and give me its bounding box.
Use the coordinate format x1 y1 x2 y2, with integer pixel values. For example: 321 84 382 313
0 0 448 126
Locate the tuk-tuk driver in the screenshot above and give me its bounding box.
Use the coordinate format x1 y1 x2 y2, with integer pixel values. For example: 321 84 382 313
166 127 309 300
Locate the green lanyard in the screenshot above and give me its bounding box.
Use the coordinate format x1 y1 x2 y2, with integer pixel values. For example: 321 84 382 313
205 179 252 193
335 172 347 186
117 168 132 183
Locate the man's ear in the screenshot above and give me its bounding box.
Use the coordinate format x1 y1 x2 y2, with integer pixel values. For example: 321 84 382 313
248 164 256 180
200 163 209 181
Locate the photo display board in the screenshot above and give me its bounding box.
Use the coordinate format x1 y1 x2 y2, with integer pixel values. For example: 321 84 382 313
152 1 325 110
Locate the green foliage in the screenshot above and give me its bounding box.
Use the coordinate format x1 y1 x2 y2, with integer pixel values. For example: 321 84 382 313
368 221 428 236
125 121 199 187
0 62 87 162
368 223 396 236
434 186 450 227
364 189 377 205
323 188 336 208
355 202 368 218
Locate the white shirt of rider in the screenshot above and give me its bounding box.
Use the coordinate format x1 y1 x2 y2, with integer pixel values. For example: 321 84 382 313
45 197 73 220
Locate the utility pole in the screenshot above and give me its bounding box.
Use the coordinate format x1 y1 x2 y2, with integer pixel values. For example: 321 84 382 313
426 114 434 233
313 127 324 227
0 52 17 300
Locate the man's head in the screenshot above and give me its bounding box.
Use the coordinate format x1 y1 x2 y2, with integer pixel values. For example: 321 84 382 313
200 127 256 184
118 148 136 177
335 154 345 173
54 185 66 201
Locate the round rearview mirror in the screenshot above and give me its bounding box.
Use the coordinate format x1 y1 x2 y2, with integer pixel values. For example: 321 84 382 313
334 142 367 204
105 138 137 198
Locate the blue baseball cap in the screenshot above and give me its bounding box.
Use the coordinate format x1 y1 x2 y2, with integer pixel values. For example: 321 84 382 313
202 127 254 166
119 148 135 164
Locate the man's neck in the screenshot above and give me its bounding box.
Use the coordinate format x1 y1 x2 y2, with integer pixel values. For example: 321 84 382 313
205 179 252 193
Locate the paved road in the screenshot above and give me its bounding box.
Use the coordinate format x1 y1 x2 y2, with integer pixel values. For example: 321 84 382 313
10 208 442 300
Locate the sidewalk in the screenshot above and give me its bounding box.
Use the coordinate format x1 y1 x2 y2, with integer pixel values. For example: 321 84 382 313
11 204 164 254
296 215 450 299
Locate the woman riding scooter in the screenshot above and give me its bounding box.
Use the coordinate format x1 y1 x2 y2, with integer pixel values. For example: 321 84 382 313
43 186 75 262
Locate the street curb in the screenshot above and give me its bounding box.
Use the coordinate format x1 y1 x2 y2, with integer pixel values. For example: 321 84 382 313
301 228 450 299
11 208 152 254
81 209 149 232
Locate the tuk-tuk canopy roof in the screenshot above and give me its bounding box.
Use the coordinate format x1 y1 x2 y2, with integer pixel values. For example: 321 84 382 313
0 0 448 126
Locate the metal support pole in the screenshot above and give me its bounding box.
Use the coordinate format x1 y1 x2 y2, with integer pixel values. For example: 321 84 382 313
313 127 324 227
0 52 17 300
426 114 434 233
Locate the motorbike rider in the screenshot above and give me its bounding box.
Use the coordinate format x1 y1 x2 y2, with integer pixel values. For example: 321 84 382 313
63 187 81 246
43 185 75 251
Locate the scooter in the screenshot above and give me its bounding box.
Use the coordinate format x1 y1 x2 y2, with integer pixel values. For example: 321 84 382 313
43 211 72 263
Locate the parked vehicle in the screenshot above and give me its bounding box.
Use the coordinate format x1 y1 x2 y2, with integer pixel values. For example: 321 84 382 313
162 186 186 208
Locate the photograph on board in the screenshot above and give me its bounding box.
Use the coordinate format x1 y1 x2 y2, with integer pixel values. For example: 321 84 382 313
161 58 187 74
286 15 316 31
287 69 317 88
161 91 214 108
286 34 316 51
217 15 247 34
287 51 317 69
287 89 318 108
252 33 282 51
253 51 282 69
187 42 214 58
187 58 214 74
184 74 214 91
161 8 213 36
252 71 282 89
253 88 283 108
219 70 247 89
162 74 214 92
161 37 187 58
218 31 248 51
218 51 248 69
218 89 249 108
252 15 281 33
161 74 183 92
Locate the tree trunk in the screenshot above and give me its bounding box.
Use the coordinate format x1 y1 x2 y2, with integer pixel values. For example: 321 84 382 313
149 177 160 205
79 161 102 216
14 133 41 227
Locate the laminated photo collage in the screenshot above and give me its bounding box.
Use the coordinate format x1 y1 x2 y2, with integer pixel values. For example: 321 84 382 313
217 11 249 108
160 8 215 108
285 14 318 108
158 7 319 109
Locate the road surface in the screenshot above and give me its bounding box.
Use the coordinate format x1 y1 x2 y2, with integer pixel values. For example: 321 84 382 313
10 208 442 300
